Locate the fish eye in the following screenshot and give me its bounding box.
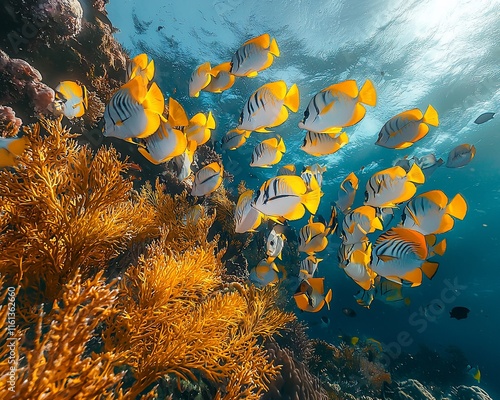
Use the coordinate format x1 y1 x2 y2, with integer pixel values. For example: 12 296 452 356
238 111 243 124
364 191 368 202
270 240 275 246
303 109 309 122
302 138 307 147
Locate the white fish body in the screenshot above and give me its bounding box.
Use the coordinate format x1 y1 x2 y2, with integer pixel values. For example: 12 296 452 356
446 144 476 168
139 122 187 164
336 172 358 213
230 33 280 77
234 189 263 233
266 229 285 260
250 136 286 167
189 62 213 97
191 162 223 196
221 129 251 150
298 255 322 280
300 131 349 156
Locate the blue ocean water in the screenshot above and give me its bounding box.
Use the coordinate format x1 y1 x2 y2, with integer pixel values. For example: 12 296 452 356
108 0 500 395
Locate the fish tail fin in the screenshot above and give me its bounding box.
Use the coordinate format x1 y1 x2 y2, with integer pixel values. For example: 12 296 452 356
284 83 300 112
406 163 425 184
422 104 439 127
358 79 377 106
324 289 333 310
143 82 165 115
207 111 216 129
146 59 155 81
269 37 280 56
421 261 439 279
277 136 286 153
433 238 447 256
446 193 467 220
301 186 321 216
168 97 189 127
138 147 161 165
7 136 29 156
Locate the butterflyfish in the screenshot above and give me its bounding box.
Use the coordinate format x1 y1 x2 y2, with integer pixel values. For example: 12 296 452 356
277 164 296 176
299 255 323 280
182 204 206 226
356 276 410 308
234 189 263 233
375 105 439 149
446 144 476 168
336 172 359 213
252 175 321 221
202 62 235 93
293 278 333 313
467 365 480 383
298 212 336 255
266 228 286 262
250 136 286 167
189 62 214 97
126 53 155 82
221 128 251 150
364 164 425 208
172 139 197 180
191 162 224 197
401 190 467 235
301 164 327 189
52 81 88 119
185 111 216 146
340 205 383 245
230 33 280 78
237 81 299 132
338 240 376 290
300 131 349 156
0 136 29 168
298 79 377 133
103 75 165 140
249 258 286 288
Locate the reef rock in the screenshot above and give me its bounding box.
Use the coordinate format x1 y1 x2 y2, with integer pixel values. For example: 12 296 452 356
393 379 436 400
31 0 84 38
445 385 493 400
0 105 23 137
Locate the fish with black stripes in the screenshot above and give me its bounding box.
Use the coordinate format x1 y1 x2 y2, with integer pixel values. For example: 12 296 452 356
250 136 286 167
336 172 358 213
234 189 264 233
221 128 251 150
300 131 349 156
249 258 286 287
445 144 476 168
299 255 323 280
202 62 235 93
51 81 88 119
338 240 376 290
298 210 337 255
301 164 327 189
293 278 333 312
185 111 216 146
230 33 280 77
266 228 286 262
191 161 224 197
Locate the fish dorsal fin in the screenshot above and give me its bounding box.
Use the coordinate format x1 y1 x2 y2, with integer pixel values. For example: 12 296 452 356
189 112 208 128
425 234 437 247
143 82 165 115
168 97 189 127
265 81 287 99
277 137 286 153
406 163 425 184
269 37 280 56
400 108 423 121
324 289 332 310
421 261 439 279
211 62 231 74
308 277 325 295
421 190 448 208
138 146 161 165
345 103 366 127
262 137 278 148
351 249 369 266
446 193 467 220
402 268 423 286
422 104 439 126
435 214 454 234
324 80 359 98
123 75 148 103
358 79 377 106
243 33 271 48
198 62 212 74
293 293 310 311
284 83 300 112
432 238 447 256
146 59 155 81
206 111 216 129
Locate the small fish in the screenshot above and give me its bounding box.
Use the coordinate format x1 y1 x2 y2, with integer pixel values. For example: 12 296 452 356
364 164 425 208
450 306 470 320
172 139 197 180
301 164 327 189
189 62 214 97
126 53 155 82
446 144 476 168
234 189 263 233
293 278 333 313
230 33 280 78
298 79 377 133
300 131 349 156
299 255 323 280
202 62 235 93
355 276 407 308
474 112 494 124
52 81 88 119
252 175 321 221
249 258 286 287
250 136 286 168
336 172 359 213
277 164 296 176
185 111 216 146
0 136 29 168
401 190 467 235
371 227 446 287
103 76 165 140
221 128 251 150
466 365 480 383
182 204 205 226
340 205 383 244
238 81 299 133
338 240 376 290
191 162 224 196
342 308 357 317
375 105 439 149
413 154 444 178
266 228 286 262
298 211 336 255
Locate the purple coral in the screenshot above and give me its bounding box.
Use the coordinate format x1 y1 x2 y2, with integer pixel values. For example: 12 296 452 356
0 106 23 137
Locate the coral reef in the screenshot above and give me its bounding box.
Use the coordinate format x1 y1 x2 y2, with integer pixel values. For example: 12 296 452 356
0 106 22 137
392 379 436 400
446 385 493 400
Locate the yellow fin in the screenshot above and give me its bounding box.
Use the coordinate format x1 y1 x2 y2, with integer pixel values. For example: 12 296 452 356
247 71 258 78
308 277 325 294
206 111 216 129
324 288 332 310
255 127 271 133
422 104 439 127
143 82 165 115
322 126 343 134
269 37 280 56
301 186 321 215
345 103 366 127
421 190 448 208
400 108 423 120
324 80 358 98
168 97 189 127
293 293 310 311
394 141 414 149
421 261 439 279
446 193 467 220
412 123 430 142
435 214 455 234
6 136 28 156
138 147 161 165
284 83 300 112
270 107 289 128
123 75 148 103
358 79 377 106
433 238 447 256
189 112 207 127
243 33 270 48
265 81 287 99
402 269 423 286
146 59 155 81
406 163 425 184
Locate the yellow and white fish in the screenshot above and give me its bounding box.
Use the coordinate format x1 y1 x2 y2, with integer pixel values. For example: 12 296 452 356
221 128 251 150
338 240 376 290
234 189 264 233
467 365 481 383
298 255 323 280
355 276 409 308
300 131 349 156
237 81 299 132
53 81 88 119
413 154 444 178
375 105 439 149
182 204 206 226
185 111 216 146
364 164 425 208
103 75 165 140
172 139 197 180
189 62 214 97
277 164 296 176
252 175 321 221
202 62 235 93
0 136 28 168
250 136 286 167
341 205 383 244
293 278 333 313
301 164 327 189
298 79 377 133
298 212 336 255
191 161 224 196
371 227 446 287
126 53 155 82
266 228 286 262
445 144 476 168
230 33 280 77
336 172 359 213
249 258 286 287
401 190 467 235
